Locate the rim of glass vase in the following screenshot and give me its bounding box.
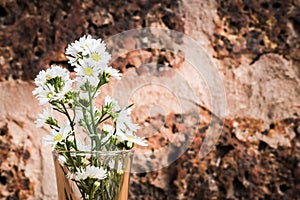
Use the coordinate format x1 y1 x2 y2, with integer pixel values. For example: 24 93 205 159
52 149 134 156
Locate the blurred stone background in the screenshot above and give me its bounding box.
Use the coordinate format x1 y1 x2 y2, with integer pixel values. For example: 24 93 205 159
0 0 300 199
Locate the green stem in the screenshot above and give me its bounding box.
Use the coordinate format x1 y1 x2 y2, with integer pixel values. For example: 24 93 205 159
60 102 77 150
98 114 112 125
82 109 95 138
87 88 99 150
61 103 74 129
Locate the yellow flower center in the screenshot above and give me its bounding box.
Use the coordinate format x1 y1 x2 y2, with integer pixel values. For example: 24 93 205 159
84 67 94 76
47 92 53 98
91 52 101 61
127 135 135 141
54 133 63 142
46 74 51 81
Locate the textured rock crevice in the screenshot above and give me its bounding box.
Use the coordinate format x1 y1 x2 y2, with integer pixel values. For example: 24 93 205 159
213 0 300 65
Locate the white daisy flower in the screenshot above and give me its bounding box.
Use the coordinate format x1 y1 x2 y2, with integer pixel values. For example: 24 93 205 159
85 38 111 67
66 35 111 67
71 166 107 181
35 107 53 127
115 108 139 133
66 35 92 65
115 127 147 147
101 124 114 144
34 65 71 88
114 107 145 147
74 59 101 87
34 84 56 105
55 79 73 101
32 65 73 104
61 74 73 90
104 66 121 80
123 133 148 147
33 70 47 87
48 65 71 82
104 96 120 111
43 122 71 148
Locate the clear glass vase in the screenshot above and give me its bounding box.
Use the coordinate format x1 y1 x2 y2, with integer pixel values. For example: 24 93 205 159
52 150 134 200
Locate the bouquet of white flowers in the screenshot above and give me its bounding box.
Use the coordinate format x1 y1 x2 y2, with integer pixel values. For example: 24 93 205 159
33 35 147 200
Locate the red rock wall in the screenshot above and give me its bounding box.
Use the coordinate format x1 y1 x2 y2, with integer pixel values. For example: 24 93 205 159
0 0 300 199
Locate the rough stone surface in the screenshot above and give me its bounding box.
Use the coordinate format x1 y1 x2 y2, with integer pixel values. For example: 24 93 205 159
130 115 300 199
0 0 183 80
0 80 56 199
182 0 300 124
0 0 300 200
225 54 300 127
213 0 300 64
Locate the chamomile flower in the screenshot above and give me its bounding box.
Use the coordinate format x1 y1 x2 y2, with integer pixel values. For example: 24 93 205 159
71 166 107 181
115 107 139 134
122 133 148 147
113 107 147 147
32 65 73 105
33 65 71 88
33 84 56 105
104 96 120 112
85 38 111 67
65 35 92 65
74 59 102 87
101 124 114 144
66 35 111 67
104 66 121 80
43 122 71 148
35 107 54 127
47 65 71 82
33 70 47 87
